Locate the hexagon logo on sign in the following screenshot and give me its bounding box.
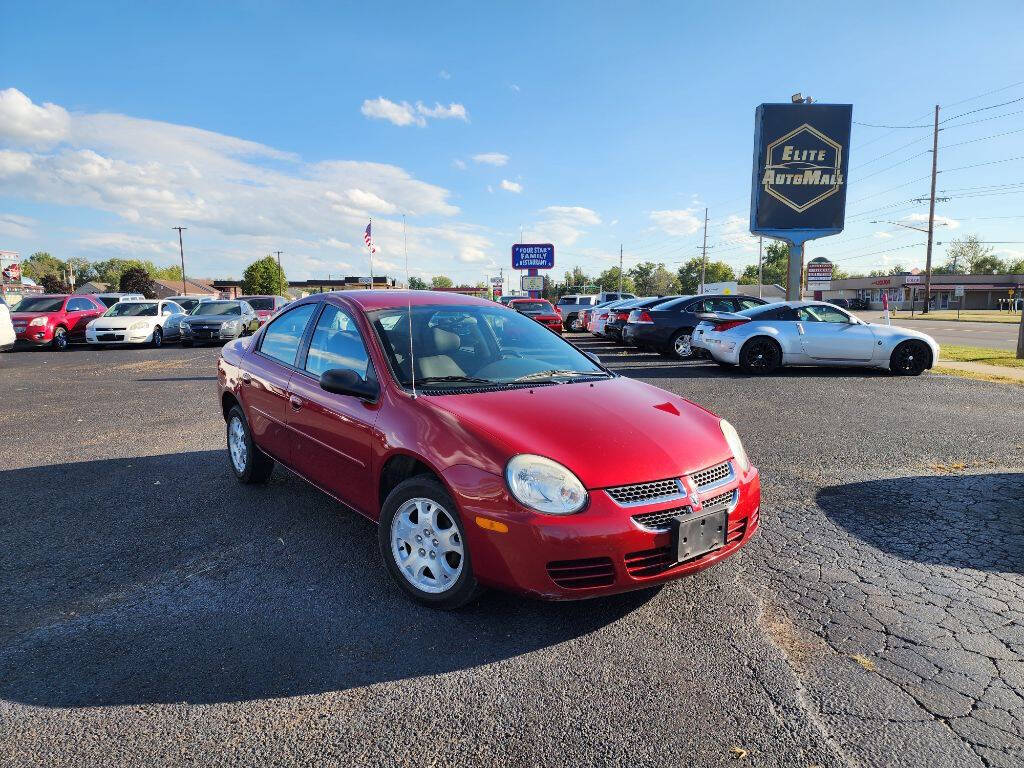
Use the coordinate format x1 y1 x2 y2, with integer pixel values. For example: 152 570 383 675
762 123 844 213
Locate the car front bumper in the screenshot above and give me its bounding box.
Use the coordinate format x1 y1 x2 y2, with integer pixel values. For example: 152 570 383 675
443 463 761 600
14 326 54 345
183 325 240 342
87 328 153 344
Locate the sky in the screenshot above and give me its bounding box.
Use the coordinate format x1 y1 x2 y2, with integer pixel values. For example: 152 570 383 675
2 0 1024 286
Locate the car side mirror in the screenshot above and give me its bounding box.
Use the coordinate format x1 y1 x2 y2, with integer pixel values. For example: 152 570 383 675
320 368 378 401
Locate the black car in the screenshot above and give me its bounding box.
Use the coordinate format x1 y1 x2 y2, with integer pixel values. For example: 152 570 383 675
603 296 680 341
622 294 767 359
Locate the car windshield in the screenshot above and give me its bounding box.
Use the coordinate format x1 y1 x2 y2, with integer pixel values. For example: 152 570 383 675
104 302 158 317
244 297 275 310
513 301 551 314
14 296 65 312
175 298 203 312
370 304 608 389
192 301 240 316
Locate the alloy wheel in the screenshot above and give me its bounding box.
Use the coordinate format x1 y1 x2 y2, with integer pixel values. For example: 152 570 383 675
152 327 162 347
390 497 464 594
745 339 779 372
893 342 926 375
673 332 692 358
52 328 67 350
228 415 248 473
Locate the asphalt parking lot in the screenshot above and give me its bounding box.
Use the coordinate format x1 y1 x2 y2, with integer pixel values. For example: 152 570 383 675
1 339 1022 767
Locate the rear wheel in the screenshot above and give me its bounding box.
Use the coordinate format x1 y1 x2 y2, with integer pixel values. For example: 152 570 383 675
378 476 481 609
226 405 274 484
890 340 929 376
739 337 782 375
662 328 695 360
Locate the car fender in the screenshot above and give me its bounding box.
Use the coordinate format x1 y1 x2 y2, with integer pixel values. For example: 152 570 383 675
739 324 797 361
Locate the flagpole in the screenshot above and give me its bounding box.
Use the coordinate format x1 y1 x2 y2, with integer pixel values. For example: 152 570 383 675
369 217 374 287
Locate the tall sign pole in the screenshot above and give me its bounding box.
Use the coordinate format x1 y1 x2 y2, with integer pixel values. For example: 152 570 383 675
757 237 763 298
922 105 940 314
700 208 709 293
172 226 188 295
749 101 852 301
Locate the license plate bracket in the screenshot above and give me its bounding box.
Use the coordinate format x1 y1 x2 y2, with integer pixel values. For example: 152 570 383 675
671 509 728 564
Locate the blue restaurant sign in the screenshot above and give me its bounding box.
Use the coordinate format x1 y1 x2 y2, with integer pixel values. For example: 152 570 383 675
749 102 852 298
512 243 555 270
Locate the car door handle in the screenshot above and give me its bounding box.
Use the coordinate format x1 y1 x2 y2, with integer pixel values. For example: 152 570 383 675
289 395 303 411
796 322 805 335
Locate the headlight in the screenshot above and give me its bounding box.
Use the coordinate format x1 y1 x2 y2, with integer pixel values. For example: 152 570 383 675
505 454 587 515
29 316 47 327
180 322 191 331
129 321 149 330
222 320 239 329
720 419 750 474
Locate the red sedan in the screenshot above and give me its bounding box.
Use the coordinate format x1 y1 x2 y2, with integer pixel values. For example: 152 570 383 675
237 295 290 325
11 294 106 349
218 291 759 608
508 298 563 333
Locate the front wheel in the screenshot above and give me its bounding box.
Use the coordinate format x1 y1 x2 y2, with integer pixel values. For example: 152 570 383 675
890 340 929 376
51 327 68 350
739 337 782 375
151 326 163 348
378 476 481 609
226 405 274 483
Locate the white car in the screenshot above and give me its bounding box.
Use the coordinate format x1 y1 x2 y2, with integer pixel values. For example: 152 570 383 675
0 295 14 351
86 299 186 348
94 292 146 309
164 294 215 314
692 300 940 375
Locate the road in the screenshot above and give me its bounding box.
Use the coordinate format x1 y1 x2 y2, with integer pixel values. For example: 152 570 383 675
1 341 1022 767
865 312 1021 351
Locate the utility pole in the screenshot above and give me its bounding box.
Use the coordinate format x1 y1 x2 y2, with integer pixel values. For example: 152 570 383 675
923 104 940 314
273 250 284 293
618 244 623 294
700 207 709 293
758 237 763 299
172 226 188 295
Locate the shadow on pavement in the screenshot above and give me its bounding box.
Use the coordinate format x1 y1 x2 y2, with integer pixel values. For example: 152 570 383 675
0 451 654 708
816 472 1024 573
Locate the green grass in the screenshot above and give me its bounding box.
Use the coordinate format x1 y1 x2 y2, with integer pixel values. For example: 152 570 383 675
889 310 1022 324
939 345 1024 368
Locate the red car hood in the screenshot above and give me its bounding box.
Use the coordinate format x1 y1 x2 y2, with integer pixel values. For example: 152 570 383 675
11 312 54 322
425 376 730 489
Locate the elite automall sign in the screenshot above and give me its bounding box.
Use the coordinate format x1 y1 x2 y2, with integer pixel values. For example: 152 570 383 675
750 103 853 235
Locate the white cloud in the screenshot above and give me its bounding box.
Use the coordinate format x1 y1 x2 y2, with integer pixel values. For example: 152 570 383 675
439 69 451 80
500 179 522 193
905 213 960 230
472 152 509 167
649 208 703 236
415 101 468 121
509 84 520 93
0 88 492 280
360 97 468 126
542 206 601 226
530 205 602 246
0 88 70 148
452 158 466 170
361 97 425 127
0 212 36 238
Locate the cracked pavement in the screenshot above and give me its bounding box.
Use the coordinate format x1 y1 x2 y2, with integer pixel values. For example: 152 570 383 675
1 338 1022 767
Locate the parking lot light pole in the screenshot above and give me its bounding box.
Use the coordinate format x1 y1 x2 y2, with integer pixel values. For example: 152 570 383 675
173 226 187 295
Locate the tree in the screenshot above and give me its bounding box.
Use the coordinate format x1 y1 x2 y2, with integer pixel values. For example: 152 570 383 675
407 276 428 290
1007 258 1024 275
241 256 287 295
430 275 454 289
21 252 65 284
595 267 634 294
944 234 996 274
561 266 592 291
970 254 1006 275
628 261 679 295
739 241 788 286
676 258 735 294
40 274 70 293
119 266 157 298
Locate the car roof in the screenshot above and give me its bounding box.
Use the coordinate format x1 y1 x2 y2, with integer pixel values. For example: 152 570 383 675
295 289 493 312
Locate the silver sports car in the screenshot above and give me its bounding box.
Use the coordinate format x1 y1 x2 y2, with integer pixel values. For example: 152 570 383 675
691 301 940 375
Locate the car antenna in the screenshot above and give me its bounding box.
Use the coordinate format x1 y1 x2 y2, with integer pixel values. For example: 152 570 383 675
404 213 416 399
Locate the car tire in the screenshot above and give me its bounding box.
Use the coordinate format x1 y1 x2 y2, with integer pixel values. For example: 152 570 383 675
739 337 782 375
151 326 163 348
378 475 482 610
890 340 929 376
51 326 68 351
662 328 696 360
226 405 274 484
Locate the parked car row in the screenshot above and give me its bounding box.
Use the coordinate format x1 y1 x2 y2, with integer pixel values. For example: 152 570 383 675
4 293 269 350
581 290 939 376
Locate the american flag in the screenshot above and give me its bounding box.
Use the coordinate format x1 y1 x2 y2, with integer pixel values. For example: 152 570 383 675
364 222 376 253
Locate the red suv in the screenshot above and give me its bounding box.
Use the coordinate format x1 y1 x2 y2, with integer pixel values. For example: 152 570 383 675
237 295 289 325
508 298 563 333
11 294 106 349
218 291 759 608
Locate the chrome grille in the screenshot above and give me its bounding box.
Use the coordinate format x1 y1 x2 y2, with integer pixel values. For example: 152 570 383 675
606 478 684 506
689 461 731 490
699 489 735 513
631 505 692 531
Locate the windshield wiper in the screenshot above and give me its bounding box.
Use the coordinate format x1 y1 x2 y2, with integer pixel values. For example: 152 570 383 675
414 375 495 386
514 369 610 382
